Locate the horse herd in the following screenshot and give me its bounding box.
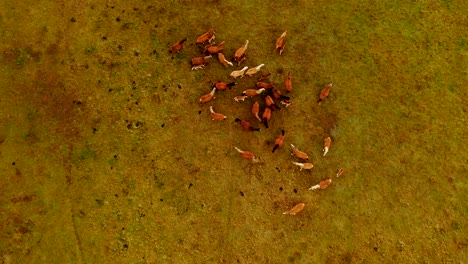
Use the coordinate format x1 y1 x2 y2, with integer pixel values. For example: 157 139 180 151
170 28 343 215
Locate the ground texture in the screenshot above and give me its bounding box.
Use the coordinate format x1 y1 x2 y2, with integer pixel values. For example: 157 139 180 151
0 0 467 263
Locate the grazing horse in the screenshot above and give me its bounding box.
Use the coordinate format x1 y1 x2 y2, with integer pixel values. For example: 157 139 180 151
323 137 331 156
291 144 309 160
234 147 258 162
242 88 265 97
191 55 212 70
218 53 233 66
265 95 280 111
292 162 314 171
336 168 344 177
235 118 261 132
196 29 215 44
205 41 225 54
280 100 293 107
259 73 272 80
212 81 236 91
230 66 249 78
283 203 305 215
234 95 248 102
275 31 287 55
209 106 227 121
245 64 265 77
309 179 332 190
256 81 275 89
199 88 216 104
272 130 285 153
252 101 261 122
169 38 187 54
271 88 290 100
234 40 249 65
262 106 272 128
318 83 333 105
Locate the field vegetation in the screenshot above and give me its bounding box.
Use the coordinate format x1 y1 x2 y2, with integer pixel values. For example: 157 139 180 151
0 0 466 263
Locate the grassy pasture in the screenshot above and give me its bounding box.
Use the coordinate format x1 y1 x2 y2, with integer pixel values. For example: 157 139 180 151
0 0 466 263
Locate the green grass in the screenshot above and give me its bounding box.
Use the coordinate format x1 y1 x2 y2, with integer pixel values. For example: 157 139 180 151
0 0 467 263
